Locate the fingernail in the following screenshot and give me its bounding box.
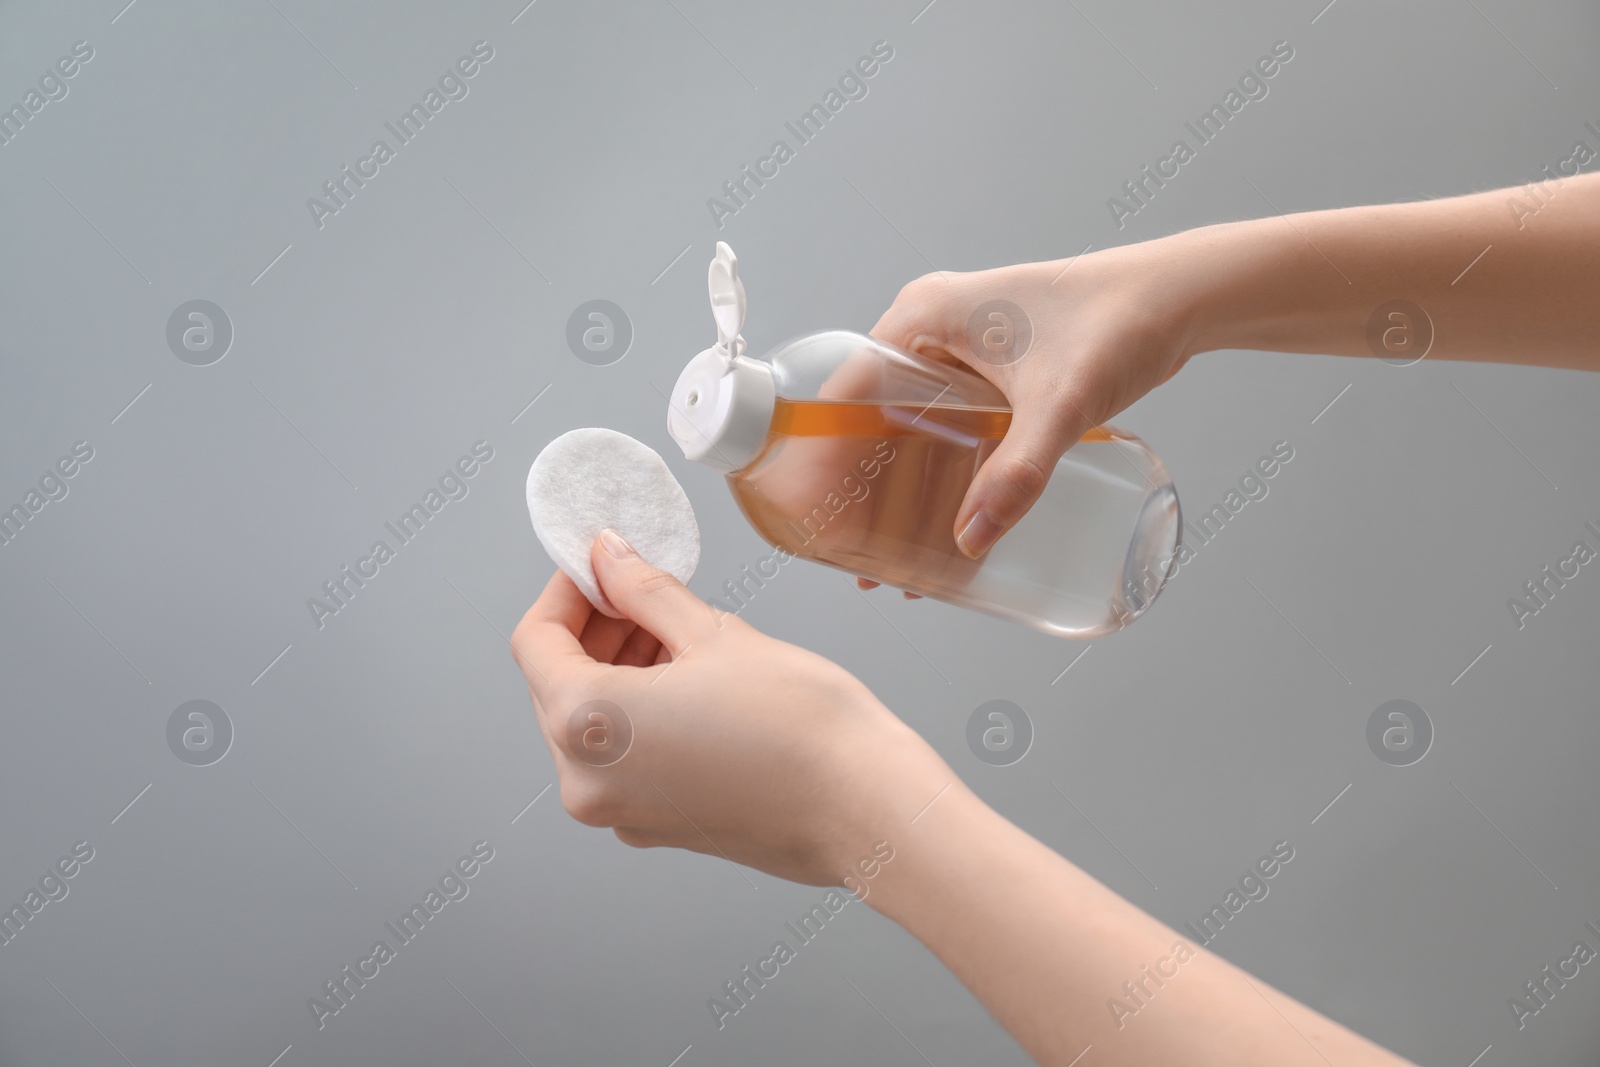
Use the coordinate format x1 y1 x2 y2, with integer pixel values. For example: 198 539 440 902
956 511 1002 559
599 529 636 558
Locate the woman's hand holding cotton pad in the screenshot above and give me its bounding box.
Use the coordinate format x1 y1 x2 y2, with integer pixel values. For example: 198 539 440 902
526 428 700 616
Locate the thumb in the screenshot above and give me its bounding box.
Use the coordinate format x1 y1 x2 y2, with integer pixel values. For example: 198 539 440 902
590 530 719 655
954 403 1085 559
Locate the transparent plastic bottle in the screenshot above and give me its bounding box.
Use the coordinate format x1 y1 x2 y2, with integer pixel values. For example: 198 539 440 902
667 243 1181 638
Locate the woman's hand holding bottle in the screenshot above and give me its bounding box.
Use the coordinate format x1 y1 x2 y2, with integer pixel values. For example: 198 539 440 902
869 241 1203 560
870 173 1600 558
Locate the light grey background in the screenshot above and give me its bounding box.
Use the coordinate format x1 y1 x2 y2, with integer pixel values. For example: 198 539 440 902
2 0 1598 1064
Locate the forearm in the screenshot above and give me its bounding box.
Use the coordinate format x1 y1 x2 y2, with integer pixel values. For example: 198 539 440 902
865 782 1412 1066
1170 174 1600 370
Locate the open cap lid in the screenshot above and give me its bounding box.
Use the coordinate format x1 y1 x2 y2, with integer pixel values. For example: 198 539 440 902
708 240 746 357
666 242 775 473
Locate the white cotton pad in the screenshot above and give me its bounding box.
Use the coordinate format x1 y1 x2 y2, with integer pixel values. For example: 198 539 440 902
526 428 700 615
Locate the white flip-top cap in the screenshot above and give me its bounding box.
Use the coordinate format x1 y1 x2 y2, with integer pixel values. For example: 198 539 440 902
666 242 775 473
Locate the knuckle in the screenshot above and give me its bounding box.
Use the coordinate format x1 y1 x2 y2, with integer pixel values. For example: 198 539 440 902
508 617 535 663
635 568 681 599
895 272 939 305
561 782 618 828
613 827 657 850
1051 363 1118 426
997 451 1051 504
877 273 966 351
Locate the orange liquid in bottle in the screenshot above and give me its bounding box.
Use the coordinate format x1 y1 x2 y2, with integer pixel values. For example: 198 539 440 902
767 398 1117 443
731 398 1115 595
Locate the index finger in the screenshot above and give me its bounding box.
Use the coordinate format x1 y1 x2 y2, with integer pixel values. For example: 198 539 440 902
510 569 599 711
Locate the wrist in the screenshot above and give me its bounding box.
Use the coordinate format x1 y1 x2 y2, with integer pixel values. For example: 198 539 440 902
854 775 1010 921
1158 214 1331 363
816 713 967 890
1154 217 1285 359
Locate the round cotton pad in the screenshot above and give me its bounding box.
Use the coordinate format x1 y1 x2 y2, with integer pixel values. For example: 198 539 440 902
526 428 700 615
